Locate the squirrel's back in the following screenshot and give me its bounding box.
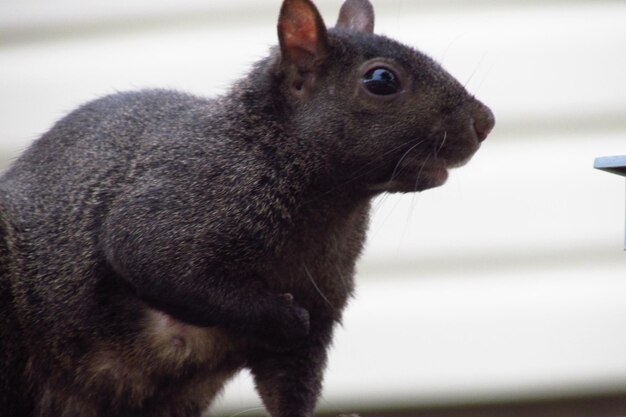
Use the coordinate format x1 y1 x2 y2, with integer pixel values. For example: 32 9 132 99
2 89 217 190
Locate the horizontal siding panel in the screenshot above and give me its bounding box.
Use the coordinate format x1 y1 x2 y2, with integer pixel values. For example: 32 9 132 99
1 0 625 412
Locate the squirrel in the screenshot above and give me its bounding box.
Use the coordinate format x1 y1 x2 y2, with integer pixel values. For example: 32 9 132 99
0 0 494 416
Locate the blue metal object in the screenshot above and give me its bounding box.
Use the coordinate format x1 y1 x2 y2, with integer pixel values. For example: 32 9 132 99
594 155 626 249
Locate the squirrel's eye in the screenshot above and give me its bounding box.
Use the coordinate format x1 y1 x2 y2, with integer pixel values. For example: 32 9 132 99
363 67 400 95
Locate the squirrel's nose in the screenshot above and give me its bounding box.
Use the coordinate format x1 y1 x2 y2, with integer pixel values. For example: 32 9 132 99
472 104 495 142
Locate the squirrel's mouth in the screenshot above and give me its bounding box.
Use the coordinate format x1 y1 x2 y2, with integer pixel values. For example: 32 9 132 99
369 140 481 193
369 157 449 193
366 129 482 194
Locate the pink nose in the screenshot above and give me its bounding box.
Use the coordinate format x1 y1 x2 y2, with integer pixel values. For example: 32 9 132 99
473 105 495 142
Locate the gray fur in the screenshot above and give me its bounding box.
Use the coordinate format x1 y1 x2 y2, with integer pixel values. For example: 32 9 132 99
0 0 494 416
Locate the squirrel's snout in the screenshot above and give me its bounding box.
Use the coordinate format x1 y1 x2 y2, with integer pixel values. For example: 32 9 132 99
472 103 495 142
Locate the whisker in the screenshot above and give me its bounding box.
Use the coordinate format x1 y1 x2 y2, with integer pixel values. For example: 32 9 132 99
463 52 487 90
226 406 266 417
334 263 350 294
369 191 405 241
339 137 423 182
370 191 391 215
438 31 467 66
386 140 425 186
473 58 496 96
371 144 431 229
303 264 334 310
329 235 351 294
302 137 425 205
408 189 419 225
407 152 432 216
390 144 432 183
414 153 433 192
318 393 355 417
435 131 447 158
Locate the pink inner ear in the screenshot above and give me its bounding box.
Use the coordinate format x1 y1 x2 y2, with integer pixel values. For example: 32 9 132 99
281 5 319 55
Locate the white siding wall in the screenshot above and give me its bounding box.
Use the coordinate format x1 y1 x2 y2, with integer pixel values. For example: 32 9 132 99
1 0 625 414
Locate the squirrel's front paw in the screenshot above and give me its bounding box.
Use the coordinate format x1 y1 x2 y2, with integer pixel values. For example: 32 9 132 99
253 293 310 351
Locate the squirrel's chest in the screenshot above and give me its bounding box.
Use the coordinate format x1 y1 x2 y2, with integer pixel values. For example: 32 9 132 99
265 200 371 313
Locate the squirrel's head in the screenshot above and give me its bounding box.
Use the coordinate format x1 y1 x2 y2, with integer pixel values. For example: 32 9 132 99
272 0 495 194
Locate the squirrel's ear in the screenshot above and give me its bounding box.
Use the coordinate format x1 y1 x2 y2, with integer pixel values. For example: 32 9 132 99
278 0 329 72
336 0 375 33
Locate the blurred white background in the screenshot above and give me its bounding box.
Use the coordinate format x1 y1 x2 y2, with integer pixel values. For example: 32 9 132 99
1 0 625 415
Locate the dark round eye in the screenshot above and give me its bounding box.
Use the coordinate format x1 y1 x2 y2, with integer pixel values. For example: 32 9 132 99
362 67 400 95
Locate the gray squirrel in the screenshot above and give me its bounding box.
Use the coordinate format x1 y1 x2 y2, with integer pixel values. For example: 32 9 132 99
0 0 494 416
